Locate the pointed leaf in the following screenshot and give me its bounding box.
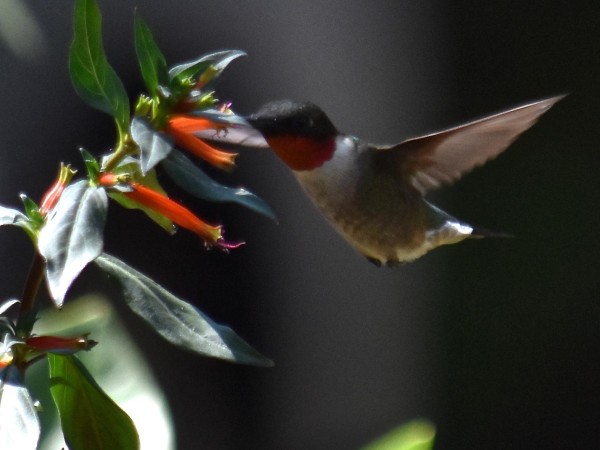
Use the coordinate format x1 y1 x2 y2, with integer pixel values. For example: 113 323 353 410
38 181 108 306
0 205 26 226
134 14 168 97
0 367 40 450
95 253 273 366
0 300 19 333
49 354 140 450
163 150 277 221
19 195 42 222
80 148 100 180
168 50 246 84
130 117 174 174
0 299 19 316
69 0 130 136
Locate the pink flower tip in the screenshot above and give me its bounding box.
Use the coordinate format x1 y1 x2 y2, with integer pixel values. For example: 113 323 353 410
215 239 245 252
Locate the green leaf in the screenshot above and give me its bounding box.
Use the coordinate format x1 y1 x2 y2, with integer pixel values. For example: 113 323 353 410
80 147 101 180
163 149 277 221
94 253 274 367
0 205 26 226
29 295 174 449
49 354 140 450
134 14 168 98
17 195 43 240
130 117 174 174
0 298 19 316
69 0 130 137
19 194 41 221
168 49 246 86
38 180 108 306
360 420 436 450
0 366 41 450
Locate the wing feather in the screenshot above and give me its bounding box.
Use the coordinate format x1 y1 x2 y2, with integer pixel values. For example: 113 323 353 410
379 95 565 194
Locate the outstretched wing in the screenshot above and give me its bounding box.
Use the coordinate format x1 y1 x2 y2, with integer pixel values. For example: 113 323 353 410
377 95 564 194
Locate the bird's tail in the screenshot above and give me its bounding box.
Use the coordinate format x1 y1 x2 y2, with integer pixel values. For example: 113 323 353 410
470 226 514 239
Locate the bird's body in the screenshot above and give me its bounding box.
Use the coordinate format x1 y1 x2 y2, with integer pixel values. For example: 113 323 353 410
291 134 468 264
243 96 563 265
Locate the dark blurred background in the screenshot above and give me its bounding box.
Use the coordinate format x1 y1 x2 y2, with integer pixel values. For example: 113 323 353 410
1 1 599 449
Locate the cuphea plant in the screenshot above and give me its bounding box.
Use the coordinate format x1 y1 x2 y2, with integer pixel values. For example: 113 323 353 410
0 0 274 448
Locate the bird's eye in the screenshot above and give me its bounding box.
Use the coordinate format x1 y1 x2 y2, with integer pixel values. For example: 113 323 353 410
292 116 313 129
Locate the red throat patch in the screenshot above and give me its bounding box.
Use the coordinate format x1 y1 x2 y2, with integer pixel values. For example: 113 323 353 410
265 135 336 171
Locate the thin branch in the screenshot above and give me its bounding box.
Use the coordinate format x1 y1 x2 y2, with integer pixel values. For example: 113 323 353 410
17 251 45 334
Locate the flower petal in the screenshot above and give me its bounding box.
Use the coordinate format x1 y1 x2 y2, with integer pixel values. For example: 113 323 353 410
167 116 238 171
124 182 223 246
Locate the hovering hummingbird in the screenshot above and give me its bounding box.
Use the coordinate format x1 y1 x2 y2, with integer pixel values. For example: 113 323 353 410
216 96 563 266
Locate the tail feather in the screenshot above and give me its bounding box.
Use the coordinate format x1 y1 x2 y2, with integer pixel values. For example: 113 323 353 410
470 226 514 239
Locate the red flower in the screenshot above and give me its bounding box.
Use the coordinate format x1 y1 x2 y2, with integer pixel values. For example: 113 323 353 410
99 173 242 249
39 163 77 217
26 334 97 355
167 115 238 171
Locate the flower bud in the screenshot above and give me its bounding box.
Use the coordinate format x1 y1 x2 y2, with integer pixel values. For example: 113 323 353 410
39 163 77 217
26 334 97 355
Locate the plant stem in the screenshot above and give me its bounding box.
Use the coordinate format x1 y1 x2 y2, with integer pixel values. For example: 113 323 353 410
103 138 135 173
17 252 45 334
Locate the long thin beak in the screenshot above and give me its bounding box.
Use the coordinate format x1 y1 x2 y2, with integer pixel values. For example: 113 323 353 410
244 115 264 129
195 117 270 149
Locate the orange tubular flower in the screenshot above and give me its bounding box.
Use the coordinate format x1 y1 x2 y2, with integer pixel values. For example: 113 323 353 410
125 182 223 246
39 163 77 217
26 334 97 355
99 174 243 249
167 115 238 172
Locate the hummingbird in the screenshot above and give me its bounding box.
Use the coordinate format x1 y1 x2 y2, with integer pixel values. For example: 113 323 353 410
241 95 563 266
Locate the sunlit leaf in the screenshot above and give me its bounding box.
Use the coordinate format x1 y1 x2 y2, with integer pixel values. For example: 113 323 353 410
130 117 174 174
0 366 40 450
38 180 108 306
19 194 42 222
162 150 277 221
0 299 19 316
168 50 246 86
0 205 26 226
49 354 140 450
0 299 19 333
80 148 100 180
69 0 130 137
360 419 436 450
134 14 168 98
30 295 175 449
95 253 274 367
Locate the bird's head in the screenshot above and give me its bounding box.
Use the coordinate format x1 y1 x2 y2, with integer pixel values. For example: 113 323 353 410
247 100 338 171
